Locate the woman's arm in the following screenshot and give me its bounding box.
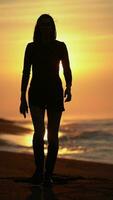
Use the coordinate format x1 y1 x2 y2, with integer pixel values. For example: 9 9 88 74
21 43 32 96
61 42 72 102
20 43 32 117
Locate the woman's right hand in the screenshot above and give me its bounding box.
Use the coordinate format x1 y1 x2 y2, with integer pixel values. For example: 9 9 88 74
19 96 28 118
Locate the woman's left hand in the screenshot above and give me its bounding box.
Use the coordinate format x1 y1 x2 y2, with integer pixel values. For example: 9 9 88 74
64 87 72 102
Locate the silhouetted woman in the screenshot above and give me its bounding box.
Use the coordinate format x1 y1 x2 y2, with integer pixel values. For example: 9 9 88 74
20 14 72 186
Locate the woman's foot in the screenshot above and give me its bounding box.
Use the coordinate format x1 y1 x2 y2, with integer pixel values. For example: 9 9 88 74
43 173 53 187
30 170 43 185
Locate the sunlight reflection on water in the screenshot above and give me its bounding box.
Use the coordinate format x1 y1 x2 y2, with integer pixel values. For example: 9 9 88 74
0 128 65 148
0 121 88 157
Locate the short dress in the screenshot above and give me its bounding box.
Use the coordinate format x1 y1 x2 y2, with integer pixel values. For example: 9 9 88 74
21 40 72 111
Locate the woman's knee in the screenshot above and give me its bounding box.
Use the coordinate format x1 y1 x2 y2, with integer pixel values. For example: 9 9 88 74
48 137 59 148
33 130 44 145
34 124 45 135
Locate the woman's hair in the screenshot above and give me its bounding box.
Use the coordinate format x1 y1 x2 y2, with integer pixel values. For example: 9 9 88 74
33 14 56 43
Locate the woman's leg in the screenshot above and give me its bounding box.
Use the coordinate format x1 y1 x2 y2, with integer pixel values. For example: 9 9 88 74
30 106 45 177
45 109 62 178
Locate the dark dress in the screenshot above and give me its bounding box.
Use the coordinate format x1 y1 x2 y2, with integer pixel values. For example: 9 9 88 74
21 40 72 111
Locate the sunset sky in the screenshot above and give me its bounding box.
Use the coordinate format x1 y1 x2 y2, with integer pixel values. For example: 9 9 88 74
0 0 113 120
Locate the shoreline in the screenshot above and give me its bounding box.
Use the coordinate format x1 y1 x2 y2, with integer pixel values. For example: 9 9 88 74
1 148 113 166
0 150 113 179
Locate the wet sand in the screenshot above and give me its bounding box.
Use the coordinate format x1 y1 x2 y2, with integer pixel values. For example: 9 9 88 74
0 151 113 200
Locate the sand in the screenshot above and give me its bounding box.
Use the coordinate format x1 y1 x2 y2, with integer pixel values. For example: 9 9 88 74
0 151 113 200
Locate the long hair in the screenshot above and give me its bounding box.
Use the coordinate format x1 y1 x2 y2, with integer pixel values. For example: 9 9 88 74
33 14 56 43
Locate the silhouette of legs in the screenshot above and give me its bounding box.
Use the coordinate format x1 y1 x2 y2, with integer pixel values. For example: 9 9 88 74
30 106 62 184
45 109 62 178
30 106 45 178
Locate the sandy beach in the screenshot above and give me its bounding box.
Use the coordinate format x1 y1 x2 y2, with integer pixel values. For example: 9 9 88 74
0 151 113 200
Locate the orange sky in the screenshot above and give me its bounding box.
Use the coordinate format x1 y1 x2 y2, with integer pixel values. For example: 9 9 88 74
0 0 113 120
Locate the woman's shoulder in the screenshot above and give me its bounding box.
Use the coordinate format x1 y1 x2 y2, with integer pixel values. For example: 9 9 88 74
26 42 34 48
25 42 37 53
55 40 67 54
55 40 66 46
55 40 67 52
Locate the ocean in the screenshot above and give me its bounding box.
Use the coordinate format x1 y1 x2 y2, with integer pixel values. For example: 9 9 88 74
0 118 113 164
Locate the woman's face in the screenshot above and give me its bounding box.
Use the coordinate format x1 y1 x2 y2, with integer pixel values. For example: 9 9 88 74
39 17 53 41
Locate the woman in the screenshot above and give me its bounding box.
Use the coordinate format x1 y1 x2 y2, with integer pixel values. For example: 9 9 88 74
20 14 72 186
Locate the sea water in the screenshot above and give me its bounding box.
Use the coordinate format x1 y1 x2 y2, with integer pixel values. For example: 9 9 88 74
0 118 113 164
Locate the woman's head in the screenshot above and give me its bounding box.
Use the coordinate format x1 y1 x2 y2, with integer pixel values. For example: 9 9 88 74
33 14 56 43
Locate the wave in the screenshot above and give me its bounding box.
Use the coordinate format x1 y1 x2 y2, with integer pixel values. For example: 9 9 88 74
60 130 113 142
0 118 31 134
0 138 31 149
77 130 113 140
